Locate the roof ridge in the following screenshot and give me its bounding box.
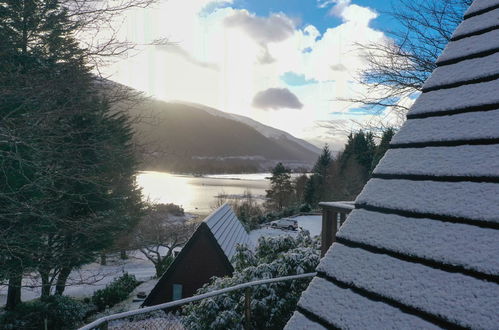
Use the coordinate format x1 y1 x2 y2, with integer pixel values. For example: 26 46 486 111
336 236 499 283
371 173 499 184
437 45 499 67
422 70 499 92
203 203 230 224
451 24 499 41
205 206 232 233
295 306 339 329
355 203 499 229
313 272 463 329
390 138 499 149
464 2 499 19
407 101 499 119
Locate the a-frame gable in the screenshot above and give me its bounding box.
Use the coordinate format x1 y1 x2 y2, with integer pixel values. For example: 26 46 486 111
142 204 248 306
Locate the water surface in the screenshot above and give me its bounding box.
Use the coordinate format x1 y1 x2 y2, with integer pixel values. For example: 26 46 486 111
137 171 270 213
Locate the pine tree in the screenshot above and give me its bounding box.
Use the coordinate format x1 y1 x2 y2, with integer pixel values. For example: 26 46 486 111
371 128 396 172
304 145 333 207
0 0 142 308
265 163 294 210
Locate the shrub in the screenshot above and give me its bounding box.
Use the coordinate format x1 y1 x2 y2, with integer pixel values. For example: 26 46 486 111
0 295 91 330
92 273 140 311
182 231 320 329
161 203 184 216
299 203 311 213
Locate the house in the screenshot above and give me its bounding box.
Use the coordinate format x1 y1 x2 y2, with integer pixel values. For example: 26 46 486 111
286 0 499 328
142 203 251 306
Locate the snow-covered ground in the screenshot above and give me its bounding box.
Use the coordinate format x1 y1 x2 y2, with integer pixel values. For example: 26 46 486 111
0 250 157 307
249 215 322 246
0 214 322 309
0 213 197 307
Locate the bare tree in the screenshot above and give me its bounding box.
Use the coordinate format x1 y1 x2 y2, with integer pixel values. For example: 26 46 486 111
341 0 472 128
133 204 197 277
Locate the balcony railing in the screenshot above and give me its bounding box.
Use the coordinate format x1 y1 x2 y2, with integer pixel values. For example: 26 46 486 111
79 272 316 330
319 201 355 257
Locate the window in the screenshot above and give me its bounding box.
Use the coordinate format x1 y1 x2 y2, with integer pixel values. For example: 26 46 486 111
172 284 183 301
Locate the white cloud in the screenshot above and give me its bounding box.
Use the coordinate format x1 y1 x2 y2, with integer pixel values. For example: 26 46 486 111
105 0 390 149
328 0 352 17
224 11 295 44
252 88 303 110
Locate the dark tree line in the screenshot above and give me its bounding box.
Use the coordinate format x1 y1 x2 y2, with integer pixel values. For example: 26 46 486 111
265 129 395 211
0 0 149 310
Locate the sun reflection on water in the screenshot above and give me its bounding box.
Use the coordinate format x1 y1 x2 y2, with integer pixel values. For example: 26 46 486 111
136 171 269 214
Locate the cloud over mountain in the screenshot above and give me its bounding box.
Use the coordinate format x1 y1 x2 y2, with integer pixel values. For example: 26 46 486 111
252 88 304 110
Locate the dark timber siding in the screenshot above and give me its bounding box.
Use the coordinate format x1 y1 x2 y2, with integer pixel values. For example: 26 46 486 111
142 224 233 306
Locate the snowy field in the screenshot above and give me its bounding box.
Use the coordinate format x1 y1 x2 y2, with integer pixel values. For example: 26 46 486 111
0 214 322 308
0 250 157 307
249 215 322 246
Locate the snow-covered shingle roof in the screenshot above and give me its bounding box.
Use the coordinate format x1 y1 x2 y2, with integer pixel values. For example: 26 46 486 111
286 1 499 328
203 203 251 262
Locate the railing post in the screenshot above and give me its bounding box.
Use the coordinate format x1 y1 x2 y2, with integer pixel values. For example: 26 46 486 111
321 209 337 257
244 288 252 330
319 202 355 257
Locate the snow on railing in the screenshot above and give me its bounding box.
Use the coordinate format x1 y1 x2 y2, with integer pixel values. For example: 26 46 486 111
79 272 317 330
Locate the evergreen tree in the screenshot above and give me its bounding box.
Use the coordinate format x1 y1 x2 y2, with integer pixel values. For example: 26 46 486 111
265 163 294 211
340 131 376 181
371 128 396 172
292 174 308 205
0 0 142 308
304 145 333 207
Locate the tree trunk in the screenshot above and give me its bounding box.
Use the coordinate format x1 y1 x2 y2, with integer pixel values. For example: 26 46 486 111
40 270 51 298
6 273 22 310
100 253 106 265
154 262 162 278
120 250 127 260
55 266 71 295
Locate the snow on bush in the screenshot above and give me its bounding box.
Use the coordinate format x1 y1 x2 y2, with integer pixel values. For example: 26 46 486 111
92 273 140 311
0 295 91 330
182 231 320 329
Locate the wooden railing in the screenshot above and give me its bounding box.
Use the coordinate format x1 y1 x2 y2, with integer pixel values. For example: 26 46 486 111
319 201 355 257
79 273 317 330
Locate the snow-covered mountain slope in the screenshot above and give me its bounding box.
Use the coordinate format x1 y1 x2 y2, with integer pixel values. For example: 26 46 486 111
129 100 320 173
177 101 321 155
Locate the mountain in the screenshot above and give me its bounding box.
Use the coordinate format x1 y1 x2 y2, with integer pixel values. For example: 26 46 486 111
176 102 320 155
129 99 320 173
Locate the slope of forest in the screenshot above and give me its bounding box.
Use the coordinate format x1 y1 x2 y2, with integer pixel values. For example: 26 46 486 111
129 100 320 173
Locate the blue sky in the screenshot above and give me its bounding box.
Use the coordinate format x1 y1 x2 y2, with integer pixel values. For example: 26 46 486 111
112 0 415 148
216 0 399 34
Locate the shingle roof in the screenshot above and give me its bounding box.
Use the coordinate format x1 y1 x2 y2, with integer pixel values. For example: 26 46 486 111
203 203 251 262
286 1 499 328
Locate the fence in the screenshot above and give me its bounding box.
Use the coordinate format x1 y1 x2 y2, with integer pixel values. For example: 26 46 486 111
79 272 317 330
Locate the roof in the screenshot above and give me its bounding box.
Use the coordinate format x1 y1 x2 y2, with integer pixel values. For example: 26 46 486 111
203 203 251 262
142 204 250 306
286 1 499 328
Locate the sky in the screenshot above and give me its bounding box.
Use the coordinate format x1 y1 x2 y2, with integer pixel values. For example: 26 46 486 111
106 0 408 149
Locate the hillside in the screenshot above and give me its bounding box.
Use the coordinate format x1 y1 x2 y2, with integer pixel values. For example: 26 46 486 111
130 100 319 173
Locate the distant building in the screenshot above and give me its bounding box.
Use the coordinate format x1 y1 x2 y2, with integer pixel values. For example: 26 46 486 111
142 203 251 306
287 0 499 328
